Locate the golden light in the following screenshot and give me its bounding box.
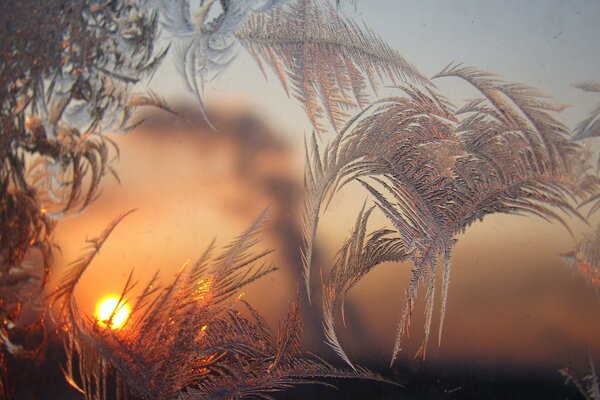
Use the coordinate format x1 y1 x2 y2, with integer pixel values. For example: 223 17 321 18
94 295 131 330
195 279 212 301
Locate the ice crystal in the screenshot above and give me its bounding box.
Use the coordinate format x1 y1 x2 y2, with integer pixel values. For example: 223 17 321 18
303 64 595 364
0 1 166 395
561 355 600 400
53 210 391 399
237 0 429 133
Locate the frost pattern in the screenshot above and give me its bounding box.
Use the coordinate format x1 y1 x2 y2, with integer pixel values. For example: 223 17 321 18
0 2 165 396
561 355 600 400
149 0 290 101
52 210 390 399
237 0 429 133
2 0 600 397
303 64 596 364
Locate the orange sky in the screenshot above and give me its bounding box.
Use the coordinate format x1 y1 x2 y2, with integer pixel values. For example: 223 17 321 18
51 105 600 374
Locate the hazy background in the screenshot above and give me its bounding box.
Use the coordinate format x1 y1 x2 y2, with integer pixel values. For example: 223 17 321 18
50 0 600 393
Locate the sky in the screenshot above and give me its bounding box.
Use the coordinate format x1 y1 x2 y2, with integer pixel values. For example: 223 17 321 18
165 0 600 135
357 0 600 126
52 0 600 376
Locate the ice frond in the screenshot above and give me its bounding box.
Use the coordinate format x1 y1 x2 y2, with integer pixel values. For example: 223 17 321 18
561 354 600 400
52 209 137 319
575 81 600 94
433 63 575 174
322 204 408 368
360 73 588 362
1 1 168 277
301 68 594 365
1 3 169 392
572 82 600 150
53 209 387 399
156 0 290 105
568 82 600 212
300 88 458 301
125 90 188 131
561 223 600 289
237 0 430 134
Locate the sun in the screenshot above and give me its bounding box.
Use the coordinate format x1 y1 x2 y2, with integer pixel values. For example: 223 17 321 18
94 295 131 330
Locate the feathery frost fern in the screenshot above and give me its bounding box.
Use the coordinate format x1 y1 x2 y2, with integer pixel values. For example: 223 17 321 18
561 223 600 289
52 210 391 399
1 2 166 396
149 0 426 133
571 81 600 214
149 0 290 108
561 82 600 290
561 355 600 400
572 82 600 142
303 63 596 365
237 0 429 133
2 0 599 396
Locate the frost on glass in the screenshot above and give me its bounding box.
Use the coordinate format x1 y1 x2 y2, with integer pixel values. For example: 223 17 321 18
1 0 600 399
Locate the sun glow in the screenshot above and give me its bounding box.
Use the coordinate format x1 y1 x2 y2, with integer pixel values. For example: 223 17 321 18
94 295 131 329
195 279 212 301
